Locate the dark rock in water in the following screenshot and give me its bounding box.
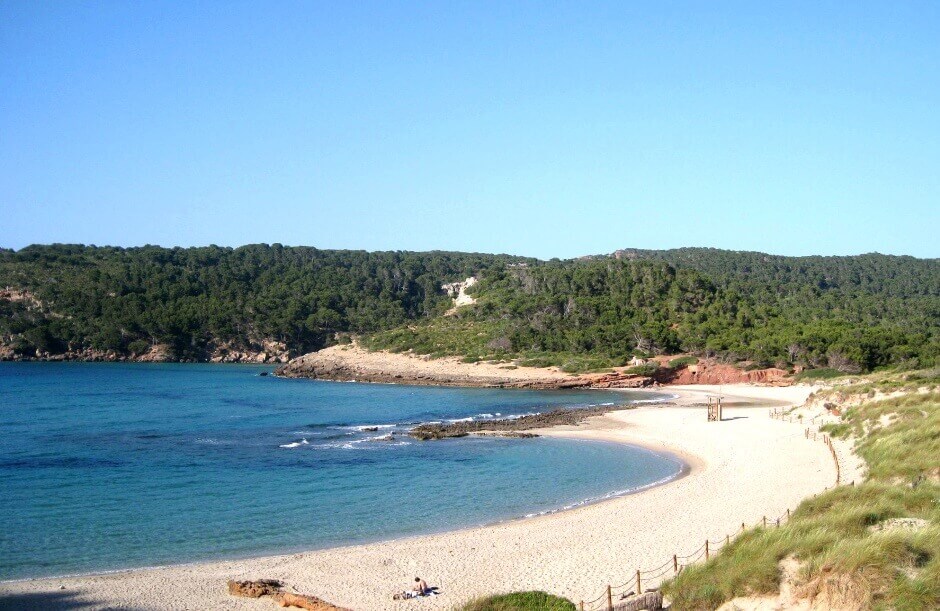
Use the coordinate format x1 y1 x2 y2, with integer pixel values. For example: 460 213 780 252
411 429 469 441
408 405 637 440
259 372 269 377
361 426 379 432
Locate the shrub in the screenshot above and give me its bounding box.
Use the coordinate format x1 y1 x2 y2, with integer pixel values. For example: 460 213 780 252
668 356 699 368
626 363 660 376
461 591 576 611
127 339 151 355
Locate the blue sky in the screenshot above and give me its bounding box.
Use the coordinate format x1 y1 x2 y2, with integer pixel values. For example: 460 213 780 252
1 1 938 259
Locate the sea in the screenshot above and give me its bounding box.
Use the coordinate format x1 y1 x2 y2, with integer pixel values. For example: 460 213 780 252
0 363 682 581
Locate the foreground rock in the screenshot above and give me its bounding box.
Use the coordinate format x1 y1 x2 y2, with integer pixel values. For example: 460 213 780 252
228 580 348 610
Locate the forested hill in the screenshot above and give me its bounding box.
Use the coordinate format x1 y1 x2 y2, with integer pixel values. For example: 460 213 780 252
365 249 940 373
1 244 938 372
0 244 528 361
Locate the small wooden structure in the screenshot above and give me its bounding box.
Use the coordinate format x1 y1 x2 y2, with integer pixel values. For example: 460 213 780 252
707 395 723 422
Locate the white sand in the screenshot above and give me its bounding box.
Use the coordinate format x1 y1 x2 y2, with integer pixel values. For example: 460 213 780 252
0 384 843 611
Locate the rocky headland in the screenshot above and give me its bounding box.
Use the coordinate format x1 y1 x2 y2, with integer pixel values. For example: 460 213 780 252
274 344 655 389
274 344 793 389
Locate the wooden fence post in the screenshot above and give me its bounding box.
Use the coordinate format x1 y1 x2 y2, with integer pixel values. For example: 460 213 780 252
763 516 767 528
673 554 678 573
726 534 730 546
580 602 584 611
636 569 641 595
606 585 612 611
705 540 709 560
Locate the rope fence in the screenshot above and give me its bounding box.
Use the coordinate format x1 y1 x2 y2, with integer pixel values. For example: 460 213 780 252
576 409 847 611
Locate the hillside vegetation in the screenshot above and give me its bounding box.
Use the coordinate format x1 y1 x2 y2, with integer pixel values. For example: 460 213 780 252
1 244 938 371
365 251 939 373
662 370 940 610
0 244 525 360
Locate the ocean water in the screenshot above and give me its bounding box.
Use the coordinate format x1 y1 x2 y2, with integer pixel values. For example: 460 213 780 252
0 363 681 580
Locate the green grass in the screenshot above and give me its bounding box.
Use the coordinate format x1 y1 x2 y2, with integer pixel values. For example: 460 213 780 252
460 591 576 611
812 367 940 399
662 382 940 610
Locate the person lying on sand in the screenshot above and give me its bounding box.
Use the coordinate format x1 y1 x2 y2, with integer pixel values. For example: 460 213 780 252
392 578 433 600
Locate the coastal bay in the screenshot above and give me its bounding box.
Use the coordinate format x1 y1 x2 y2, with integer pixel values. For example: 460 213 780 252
0 363 676 582
0 379 846 610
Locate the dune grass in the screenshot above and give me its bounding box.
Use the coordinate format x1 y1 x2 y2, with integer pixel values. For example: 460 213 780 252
460 591 576 611
662 384 940 610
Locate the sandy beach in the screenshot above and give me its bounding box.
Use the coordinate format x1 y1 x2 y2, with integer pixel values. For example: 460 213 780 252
0 383 853 610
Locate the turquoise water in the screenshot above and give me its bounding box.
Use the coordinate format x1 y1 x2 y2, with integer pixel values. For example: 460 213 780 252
0 363 681 580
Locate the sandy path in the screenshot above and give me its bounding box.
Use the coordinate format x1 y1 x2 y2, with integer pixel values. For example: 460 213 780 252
0 384 837 611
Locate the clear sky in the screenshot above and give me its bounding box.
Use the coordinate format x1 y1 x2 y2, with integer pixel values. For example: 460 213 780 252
1 1 938 259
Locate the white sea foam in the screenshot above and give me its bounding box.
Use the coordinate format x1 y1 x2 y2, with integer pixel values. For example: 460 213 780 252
279 438 309 449
504 412 539 420
631 393 679 404
314 437 411 450
194 437 230 445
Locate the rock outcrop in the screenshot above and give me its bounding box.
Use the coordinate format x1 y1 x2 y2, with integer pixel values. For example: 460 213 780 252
227 580 348 610
0 339 291 364
408 405 645 440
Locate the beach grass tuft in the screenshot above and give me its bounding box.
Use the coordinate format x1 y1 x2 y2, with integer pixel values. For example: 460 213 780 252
460 591 576 611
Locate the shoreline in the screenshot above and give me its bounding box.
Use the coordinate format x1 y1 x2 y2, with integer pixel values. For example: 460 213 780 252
0 383 834 611
0 390 684 585
0 438 690 588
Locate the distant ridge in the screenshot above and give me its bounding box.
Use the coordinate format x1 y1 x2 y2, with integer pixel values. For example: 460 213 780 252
2 244 937 371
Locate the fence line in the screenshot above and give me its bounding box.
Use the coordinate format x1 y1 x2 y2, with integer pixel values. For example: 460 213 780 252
577 409 846 611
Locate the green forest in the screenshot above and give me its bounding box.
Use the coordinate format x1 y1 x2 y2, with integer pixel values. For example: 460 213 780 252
1 244 938 372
